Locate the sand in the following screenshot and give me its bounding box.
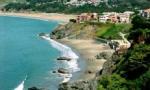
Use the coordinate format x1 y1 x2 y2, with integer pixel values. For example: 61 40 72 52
59 39 114 81
0 11 76 23
0 11 113 81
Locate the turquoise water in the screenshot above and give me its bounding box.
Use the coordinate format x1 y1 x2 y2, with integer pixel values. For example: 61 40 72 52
0 16 63 90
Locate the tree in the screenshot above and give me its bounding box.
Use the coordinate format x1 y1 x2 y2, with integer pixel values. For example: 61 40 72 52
131 15 150 30
98 74 129 90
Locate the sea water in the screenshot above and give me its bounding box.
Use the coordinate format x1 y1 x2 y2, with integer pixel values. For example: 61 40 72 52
0 16 79 90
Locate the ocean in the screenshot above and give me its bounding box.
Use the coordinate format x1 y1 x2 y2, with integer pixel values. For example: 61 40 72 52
0 16 80 90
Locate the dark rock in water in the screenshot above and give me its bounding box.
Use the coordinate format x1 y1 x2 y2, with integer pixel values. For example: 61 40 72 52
57 57 71 61
28 87 43 90
52 70 57 73
58 68 69 74
39 33 45 36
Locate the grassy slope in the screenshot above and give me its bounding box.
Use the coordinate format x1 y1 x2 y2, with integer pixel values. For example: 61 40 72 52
53 22 131 40
68 22 132 39
96 23 132 39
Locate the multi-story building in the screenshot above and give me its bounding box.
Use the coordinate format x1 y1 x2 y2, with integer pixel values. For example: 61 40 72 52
99 11 134 23
76 13 98 23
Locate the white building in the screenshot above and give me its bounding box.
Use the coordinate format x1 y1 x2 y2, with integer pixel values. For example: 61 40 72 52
99 11 134 23
118 13 130 23
99 14 109 23
66 0 105 6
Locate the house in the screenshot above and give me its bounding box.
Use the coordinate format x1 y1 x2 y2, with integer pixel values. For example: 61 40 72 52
99 12 119 23
99 14 109 23
124 11 134 15
108 13 119 23
99 11 133 23
119 11 134 23
118 13 130 23
76 13 98 23
141 8 150 19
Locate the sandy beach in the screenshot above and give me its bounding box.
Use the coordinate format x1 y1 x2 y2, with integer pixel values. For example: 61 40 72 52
0 12 113 81
59 39 114 81
0 11 76 23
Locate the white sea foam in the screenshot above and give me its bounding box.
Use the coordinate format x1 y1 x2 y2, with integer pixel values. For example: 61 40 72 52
14 76 27 90
41 36 80 82
58 73 72 83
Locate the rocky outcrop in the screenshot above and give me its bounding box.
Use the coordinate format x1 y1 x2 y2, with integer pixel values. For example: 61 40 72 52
58 51 116 90
57 57 71 61
101 53 120 75
50 22 97 39
59 79 98 90
58 68 69 74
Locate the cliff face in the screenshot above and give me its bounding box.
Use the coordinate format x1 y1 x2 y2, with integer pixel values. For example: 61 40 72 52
59 79 98 90
51 22 97 39
58 55 117 90
101 53 121 75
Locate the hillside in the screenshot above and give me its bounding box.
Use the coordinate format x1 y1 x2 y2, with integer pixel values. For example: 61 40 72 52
2 0 150 13
51 22 131 40
0 0 25 8
52 15 150 90
97 16 150 90
107 0 150 10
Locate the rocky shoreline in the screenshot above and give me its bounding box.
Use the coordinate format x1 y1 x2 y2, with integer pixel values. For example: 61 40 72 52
49 23 115 90
39 20 115 90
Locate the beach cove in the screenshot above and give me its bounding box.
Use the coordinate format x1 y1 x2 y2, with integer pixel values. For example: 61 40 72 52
0 12 113 90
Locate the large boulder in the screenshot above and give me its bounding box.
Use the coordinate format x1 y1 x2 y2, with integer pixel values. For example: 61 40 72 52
57 57 71 61
58 68 69 74
59 79 98 90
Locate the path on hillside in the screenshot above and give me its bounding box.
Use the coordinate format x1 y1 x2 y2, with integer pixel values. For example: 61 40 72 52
119 32 131 48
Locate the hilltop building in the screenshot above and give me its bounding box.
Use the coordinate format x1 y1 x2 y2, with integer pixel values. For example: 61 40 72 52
74 11 134 23
99 11 134 23
66 0 106 6
140 8 150 19
76 13 98 23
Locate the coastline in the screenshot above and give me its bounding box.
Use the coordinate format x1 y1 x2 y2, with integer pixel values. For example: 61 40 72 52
0 11 76 23
41 35 80 83
58 39 114 81
0 12 113 88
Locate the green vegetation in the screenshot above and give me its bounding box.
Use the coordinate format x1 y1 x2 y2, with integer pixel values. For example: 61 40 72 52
0 0 25 8
0 0 25 5
51 22 97 39
0 0 25 4
26 12 149 90
98 74 129 90
97 15 150 90
51 21 131 40
96 23 131 39
2 0 150 13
